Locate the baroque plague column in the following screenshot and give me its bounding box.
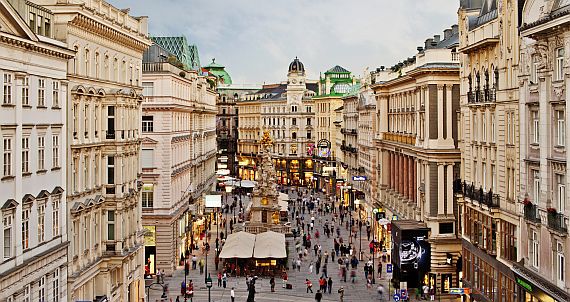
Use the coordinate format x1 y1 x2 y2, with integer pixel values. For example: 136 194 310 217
35 0 152 301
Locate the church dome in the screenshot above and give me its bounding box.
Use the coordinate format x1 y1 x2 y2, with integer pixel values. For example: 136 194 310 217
288 57 305 73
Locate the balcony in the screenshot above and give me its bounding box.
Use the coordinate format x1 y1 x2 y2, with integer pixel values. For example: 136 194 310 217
383 132 416 145
462 181 500 208
467 88 496 104
523 204 541 223
547 212 568 234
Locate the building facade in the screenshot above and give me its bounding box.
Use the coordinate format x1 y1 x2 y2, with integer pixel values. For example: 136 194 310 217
140 44 218 276
340 86 359 204
456 0 521 301
355 81 377 212
35 0 152 300
0 0 73 300
516 0 570 300
239 58 317 186
312 66 356 195
373 26 461 299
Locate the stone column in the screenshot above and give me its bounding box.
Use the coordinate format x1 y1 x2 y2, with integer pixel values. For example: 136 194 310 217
437 84 445 141
446 164 454 215
423 86 429 142
409 157 414 202
438 163 445 215
403 156 408 198
399 154 404 195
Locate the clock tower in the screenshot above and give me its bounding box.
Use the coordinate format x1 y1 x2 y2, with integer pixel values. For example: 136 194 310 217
287 57 306 105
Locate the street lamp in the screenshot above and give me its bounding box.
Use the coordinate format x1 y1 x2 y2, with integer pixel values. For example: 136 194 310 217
206 274 213 302
225 185 233 235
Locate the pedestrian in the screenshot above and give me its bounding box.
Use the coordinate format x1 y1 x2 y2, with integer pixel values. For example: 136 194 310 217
309 262 314 274
430 287 435 301
327 277 333 294
305 279 313 293
199 259 204 274
338 287 345 302
315 290 323 302
378 262 382 278
230 287 235 302
218 272 222 287
192 255 197 269
222 272 227 288
422 284 429 300
270 277 276 292
175 296 179 302
156 268 162 283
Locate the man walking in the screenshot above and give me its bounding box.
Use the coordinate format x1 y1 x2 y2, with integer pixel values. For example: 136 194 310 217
327 277 333 294
230 287 235 302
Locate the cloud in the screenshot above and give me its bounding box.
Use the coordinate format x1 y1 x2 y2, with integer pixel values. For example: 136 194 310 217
111 0 459 83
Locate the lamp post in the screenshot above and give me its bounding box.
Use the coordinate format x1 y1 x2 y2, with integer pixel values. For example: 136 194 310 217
206 274 213 302
225 185 233 235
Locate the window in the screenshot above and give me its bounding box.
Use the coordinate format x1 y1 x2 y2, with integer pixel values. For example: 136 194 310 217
482 112 487 142
557 174 566 212
482 163 487 190
107 210 115 240
3 137 12 176
84 104 89 137
307 118 311 126
292 132 297 139
22 208 29 249
292 118 297 126
529 111 539 141
38 79 45 107
23 284 30 302
306 106 312 113
557 110 565 146
95 52 100 78
291 105 297 112
557 241 565 284
141 149 154 168
556 48 565 81
507 111 515 145
38 136 45 171
3 213 12 258
22 77 29 106
52 198 59 236
38 275 45 302
530 229 539 268
36 15 42 35
107 156 114 184
491 164 497 191
307 131 312 139
44 18 50 36
21 136 29 173
83 155 88 190
52 135 59 168
533 170 540 203
473 112 478 141
38 203 45 243
142 184 154 208
491 112 496 143
291 144 297 154
142 82 153 97
3 73 12 104
73 103 78 138
142 116 154 132
52 81 59 107
29 13 35 33
53 268 59 302
84 49 90 76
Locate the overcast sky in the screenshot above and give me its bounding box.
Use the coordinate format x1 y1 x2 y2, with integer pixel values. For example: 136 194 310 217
111 0 459 84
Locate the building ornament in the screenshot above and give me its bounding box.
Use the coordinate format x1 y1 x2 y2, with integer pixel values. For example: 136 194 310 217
533 42 549 70
554 85 565 100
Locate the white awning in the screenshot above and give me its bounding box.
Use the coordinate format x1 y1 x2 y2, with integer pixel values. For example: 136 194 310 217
278 200 288 212
219 231 256 258
278 193 289 201
240 180 256 188
205 195 222 208
253 231 287 259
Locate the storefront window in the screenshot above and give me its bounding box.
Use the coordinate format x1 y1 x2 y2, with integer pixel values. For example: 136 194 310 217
442 274 452 293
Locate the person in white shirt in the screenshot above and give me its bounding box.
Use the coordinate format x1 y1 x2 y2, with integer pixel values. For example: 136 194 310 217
230 287 235 302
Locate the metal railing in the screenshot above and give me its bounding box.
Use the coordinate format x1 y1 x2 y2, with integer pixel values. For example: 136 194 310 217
462 181 500 208
467 88 497 104
523 204 541 223
547 212 568 233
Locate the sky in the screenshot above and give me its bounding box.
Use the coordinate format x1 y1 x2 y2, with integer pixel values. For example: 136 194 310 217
111 0 459 84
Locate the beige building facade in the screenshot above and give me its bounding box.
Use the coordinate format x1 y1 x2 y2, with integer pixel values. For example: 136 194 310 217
0 0 73 300
140 46 217 276
35 0 152 300
456 0 521 301
372 26 461 299
516 0 570 300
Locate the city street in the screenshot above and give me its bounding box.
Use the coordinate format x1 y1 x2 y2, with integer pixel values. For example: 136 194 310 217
147 189 392 302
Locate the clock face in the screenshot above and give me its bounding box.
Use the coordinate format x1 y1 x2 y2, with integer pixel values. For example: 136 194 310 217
291 79 297 84
261 197 268 205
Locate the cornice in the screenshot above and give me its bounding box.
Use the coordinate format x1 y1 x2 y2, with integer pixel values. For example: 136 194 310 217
70 13 150 53
0 32 74 60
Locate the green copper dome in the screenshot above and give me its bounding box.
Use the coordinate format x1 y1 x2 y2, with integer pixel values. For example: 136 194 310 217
203 58 232 84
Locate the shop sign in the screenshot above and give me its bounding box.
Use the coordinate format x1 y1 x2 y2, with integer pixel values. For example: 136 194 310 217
516 277 533 293
352 176 367 181
386 263 393 273
393 294 400 301
400 289 408 299
449 288 471 295
378 218 390 225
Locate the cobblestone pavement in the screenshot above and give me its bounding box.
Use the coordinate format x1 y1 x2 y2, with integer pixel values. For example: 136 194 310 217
148 189 395 302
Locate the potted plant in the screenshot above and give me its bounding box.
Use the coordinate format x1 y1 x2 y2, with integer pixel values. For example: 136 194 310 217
523 198 532 206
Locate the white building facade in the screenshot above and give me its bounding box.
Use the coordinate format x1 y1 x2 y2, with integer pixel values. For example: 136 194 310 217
0 0 73 300
35 0 152 301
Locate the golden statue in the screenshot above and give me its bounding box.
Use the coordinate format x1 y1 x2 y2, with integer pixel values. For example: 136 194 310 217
259 130 274 148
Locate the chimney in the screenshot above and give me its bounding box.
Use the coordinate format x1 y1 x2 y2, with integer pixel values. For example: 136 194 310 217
444 29 452 40
433 35 441 44
452 24 459 35
417 46 424 52
425 38 433 49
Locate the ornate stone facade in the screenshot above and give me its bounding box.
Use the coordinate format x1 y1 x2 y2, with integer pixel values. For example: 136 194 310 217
0 0 74 300
35 0 152 301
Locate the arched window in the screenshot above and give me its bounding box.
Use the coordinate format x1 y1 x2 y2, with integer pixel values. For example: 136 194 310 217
73 46 78 74
95 52 100 78
292 132 297 139
84 48 90 77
